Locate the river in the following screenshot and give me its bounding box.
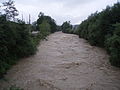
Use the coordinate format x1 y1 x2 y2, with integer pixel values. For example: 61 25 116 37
0 32 120 90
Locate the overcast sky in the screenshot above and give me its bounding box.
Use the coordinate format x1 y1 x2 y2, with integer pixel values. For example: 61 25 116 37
0 0 117 25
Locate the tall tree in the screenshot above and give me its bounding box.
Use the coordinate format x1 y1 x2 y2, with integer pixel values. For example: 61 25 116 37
3 0 18 21
37 12 57 33
61 21 72 33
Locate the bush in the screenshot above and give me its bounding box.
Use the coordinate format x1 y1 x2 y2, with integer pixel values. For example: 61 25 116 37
105 23 120 67
78 3 120 67
0 15 37 78
61 21 72 33
37 13 57 33
39 20 51 39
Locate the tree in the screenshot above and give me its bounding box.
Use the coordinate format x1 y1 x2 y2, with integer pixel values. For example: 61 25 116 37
61 21 72 33
105 23 120 67
0 15 36 78
37 12 57 33
2 0 18 21
77 2 120 67
39 20 51 39
38 12 44 17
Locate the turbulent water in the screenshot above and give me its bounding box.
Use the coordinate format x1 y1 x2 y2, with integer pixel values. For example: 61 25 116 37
0 32 120 90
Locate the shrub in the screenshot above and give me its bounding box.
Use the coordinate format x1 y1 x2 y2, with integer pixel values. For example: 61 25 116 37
105 23 120 67
78 3 120 67
0 15 36 78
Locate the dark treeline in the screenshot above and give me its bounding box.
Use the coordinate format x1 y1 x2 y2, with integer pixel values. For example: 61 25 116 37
61 21 72 33
0 0 120 80
37 12 57 33
61 21 79 34
0 15 37 78
62 3 120 67
78 3 120 67
0 0 58 78
32 12 58 45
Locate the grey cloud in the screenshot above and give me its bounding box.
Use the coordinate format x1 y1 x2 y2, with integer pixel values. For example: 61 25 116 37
0 0 117 25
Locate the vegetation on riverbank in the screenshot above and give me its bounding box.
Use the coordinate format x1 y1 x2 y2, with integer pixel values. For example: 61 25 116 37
0 0 120 80
61 3 120 67
0 0 57 78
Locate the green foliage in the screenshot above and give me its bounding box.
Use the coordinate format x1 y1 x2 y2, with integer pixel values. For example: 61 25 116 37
32 13 57 46
0 15 36 78
56 25 62 31
39 20 51 39
78 3 120 67
32 12 58 46
73 29 79 35
37 12 57 33
61 21 72 33
0 2 58 79
61 21 79 34
105 23 120 67
2 0 19 20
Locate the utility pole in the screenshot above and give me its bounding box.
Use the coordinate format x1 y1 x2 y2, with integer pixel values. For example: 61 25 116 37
28 14 31 33
29 14 31 24
22 14 23 21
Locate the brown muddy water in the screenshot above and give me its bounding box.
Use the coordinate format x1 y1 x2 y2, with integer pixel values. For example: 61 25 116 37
0 32 120 90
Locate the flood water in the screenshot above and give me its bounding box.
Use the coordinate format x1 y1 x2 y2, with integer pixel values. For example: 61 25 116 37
0 32 120 90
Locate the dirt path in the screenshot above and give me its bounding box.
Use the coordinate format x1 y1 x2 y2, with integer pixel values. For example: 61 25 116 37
0 32 120 90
